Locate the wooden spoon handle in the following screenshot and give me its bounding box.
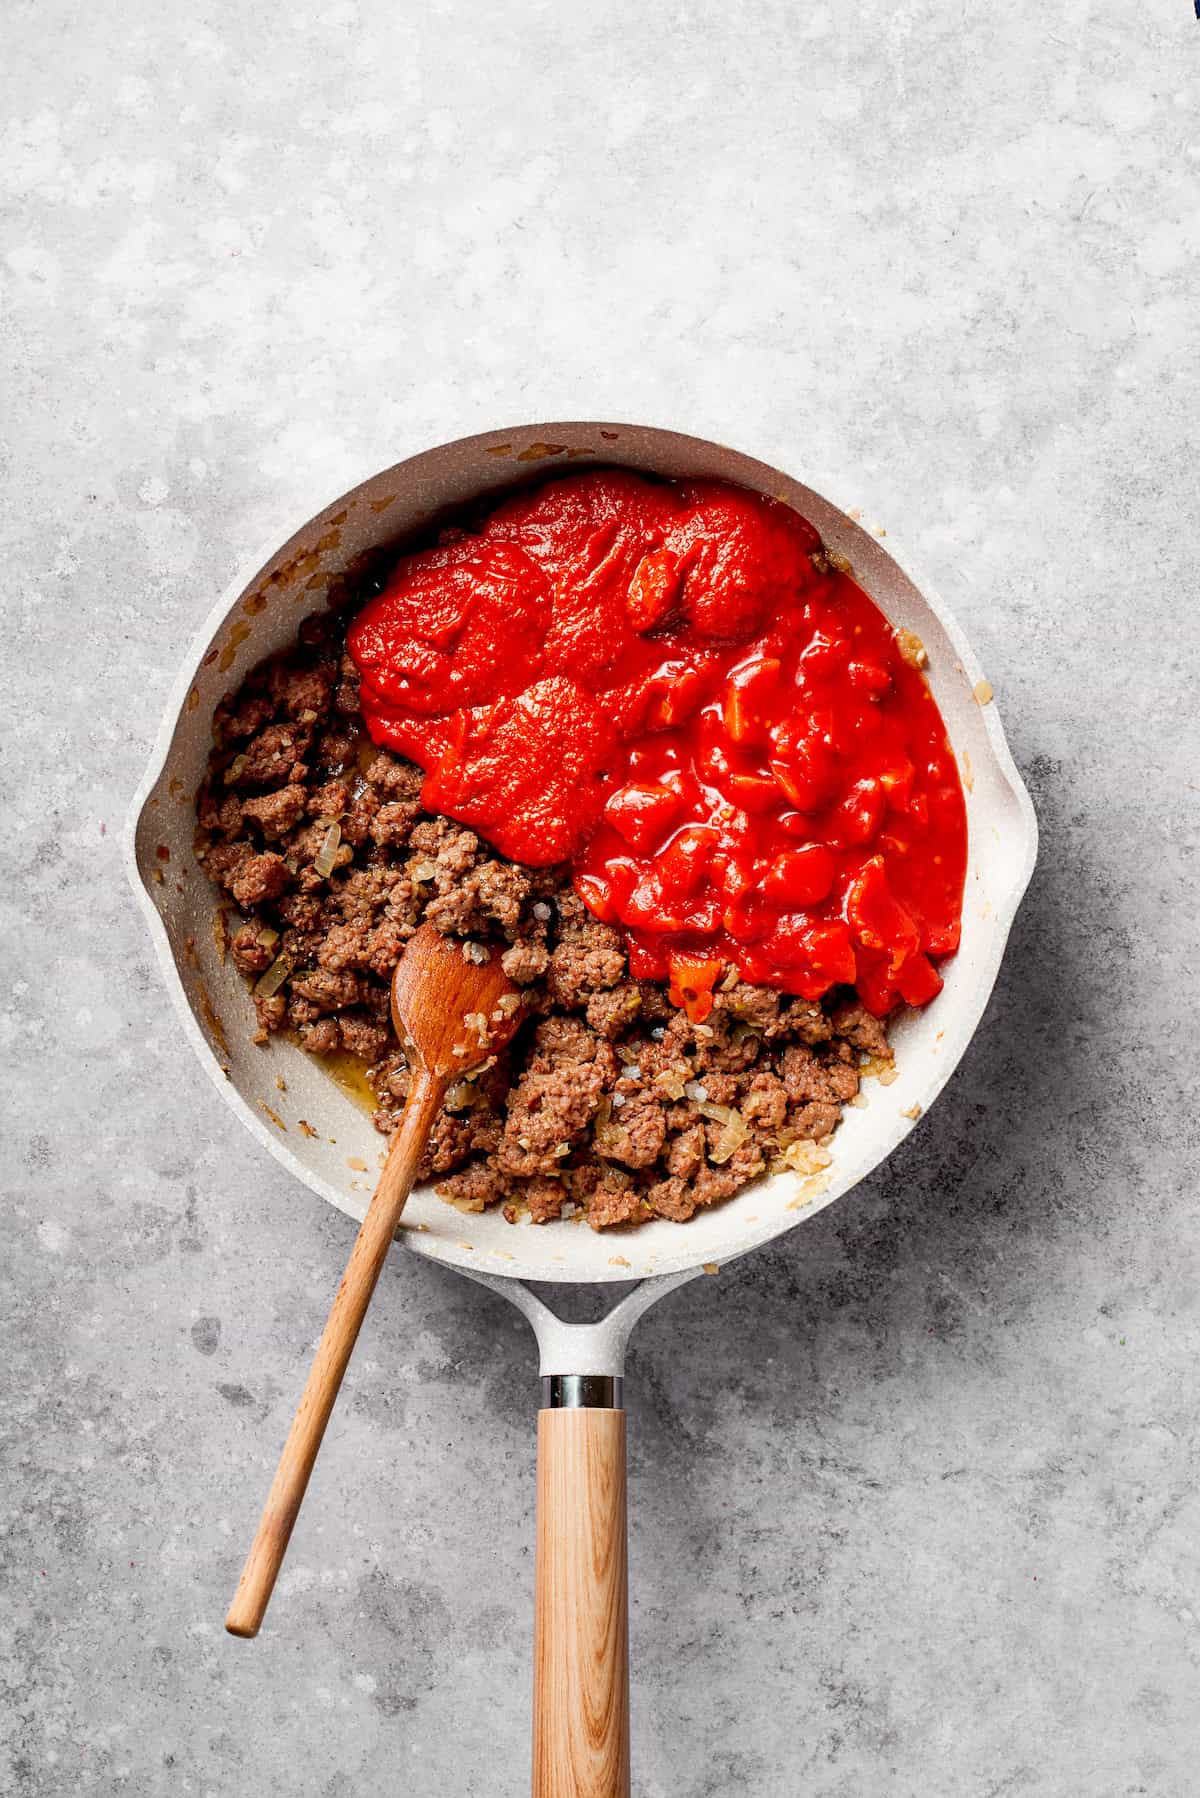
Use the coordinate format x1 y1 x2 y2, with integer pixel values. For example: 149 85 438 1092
226 1065 447 1639
532 1408 630 1798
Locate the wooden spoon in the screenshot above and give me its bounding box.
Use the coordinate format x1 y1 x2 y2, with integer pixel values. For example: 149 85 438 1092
225 922 524 1638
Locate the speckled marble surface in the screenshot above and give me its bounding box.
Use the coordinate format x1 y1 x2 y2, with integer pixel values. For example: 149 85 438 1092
3 3 1198 1793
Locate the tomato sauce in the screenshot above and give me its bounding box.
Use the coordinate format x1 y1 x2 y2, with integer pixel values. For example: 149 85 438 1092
348 471 967 1022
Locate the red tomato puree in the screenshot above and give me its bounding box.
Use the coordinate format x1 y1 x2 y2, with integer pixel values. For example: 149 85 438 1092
348 472 967 1022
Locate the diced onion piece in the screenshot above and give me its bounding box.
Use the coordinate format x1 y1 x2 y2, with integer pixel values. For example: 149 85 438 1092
895 628 928 668
778 1140 833 1176
770 1140 834 1177
591 1097 624 1159
223 754 247 785
313 821 342 878
254 953 293 998
698 1101 750 1165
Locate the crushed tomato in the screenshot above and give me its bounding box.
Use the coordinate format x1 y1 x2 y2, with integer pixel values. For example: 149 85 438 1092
348 471 967 1018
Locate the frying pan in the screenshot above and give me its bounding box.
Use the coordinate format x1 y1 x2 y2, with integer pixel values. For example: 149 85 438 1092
127 422 1037 1796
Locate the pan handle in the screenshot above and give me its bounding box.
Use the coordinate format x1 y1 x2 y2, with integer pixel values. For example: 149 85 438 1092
532 1378 629 1798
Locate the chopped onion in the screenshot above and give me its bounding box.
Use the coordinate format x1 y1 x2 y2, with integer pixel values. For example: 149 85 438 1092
698 1101 750 1165
684 1080 709 1103
313 821 342 878
223 754 247 785
253 953 293 999
591 1098 623 1158
773 1140 834 1177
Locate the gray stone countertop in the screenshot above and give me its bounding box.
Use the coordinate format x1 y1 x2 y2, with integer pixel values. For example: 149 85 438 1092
2 2 1197 1793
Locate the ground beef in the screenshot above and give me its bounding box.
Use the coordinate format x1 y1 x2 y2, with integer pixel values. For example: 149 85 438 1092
197 627 895 1230
229 852 290 908
240 784 307 840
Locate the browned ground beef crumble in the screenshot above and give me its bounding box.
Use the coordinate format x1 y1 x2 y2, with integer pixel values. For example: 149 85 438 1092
196 612 893 1230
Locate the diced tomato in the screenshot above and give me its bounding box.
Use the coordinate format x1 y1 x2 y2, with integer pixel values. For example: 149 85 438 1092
725 770 781 813
604 779 682 851
667 954 725 1024
734 945 772 984
769 758 815 812
695 733 734 789
761 844 836 907
827 777 886 848
723 656 783 745
619 870 667 929
715 850 758 900
845 856 921 973
800 919 856 985
895 952 944 1006
846 659 891 697
829 696 882 753
626 547 680 631
647 661 712 729
768 712 839 811
797 630 849 679
853 952 901 1017
627 936 668 980
575 860 637 924
656 825 719 898
674 895 723 932
878 754 916 811
574 871 617 922
924 919 961 956
771 708 836 762
723 894 771 942
760 917 856 998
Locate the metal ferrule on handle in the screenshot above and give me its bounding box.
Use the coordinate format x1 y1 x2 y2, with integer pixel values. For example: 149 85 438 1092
541 1374 623 1409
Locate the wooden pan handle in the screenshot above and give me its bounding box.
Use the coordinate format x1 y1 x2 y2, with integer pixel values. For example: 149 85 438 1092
532 1408 630 1798
225 1066 447 1639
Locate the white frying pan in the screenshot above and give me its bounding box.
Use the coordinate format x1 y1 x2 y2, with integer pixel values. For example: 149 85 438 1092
127 423 1037 1796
